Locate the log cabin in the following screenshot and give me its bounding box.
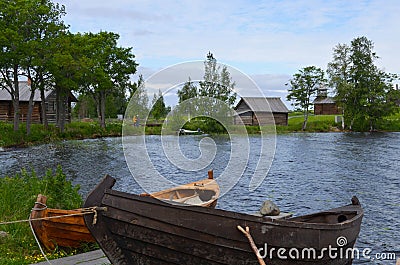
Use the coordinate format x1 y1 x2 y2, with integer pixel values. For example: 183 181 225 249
313 87 340 115
233 97 289 126
0 81 77 124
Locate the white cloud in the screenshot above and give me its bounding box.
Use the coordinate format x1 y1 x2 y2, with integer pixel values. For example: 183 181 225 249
56 0 400 110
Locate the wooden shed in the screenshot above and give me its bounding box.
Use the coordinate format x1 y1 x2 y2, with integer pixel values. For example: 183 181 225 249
233 97 289 126
313 88 340 115
0 81 77 124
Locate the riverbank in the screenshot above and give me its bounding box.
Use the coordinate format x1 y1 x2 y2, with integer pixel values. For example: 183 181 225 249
0 168 95 265
1 114 400 148
0 121 122 148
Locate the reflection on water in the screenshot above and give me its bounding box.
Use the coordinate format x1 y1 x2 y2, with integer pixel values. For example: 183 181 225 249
1 132 399 264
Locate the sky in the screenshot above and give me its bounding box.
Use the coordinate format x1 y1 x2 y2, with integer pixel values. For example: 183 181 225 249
54 0 400 108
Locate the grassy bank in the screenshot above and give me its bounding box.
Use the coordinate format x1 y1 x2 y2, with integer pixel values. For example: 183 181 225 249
0 167 93 265
0 121 122 148
2 113 400 148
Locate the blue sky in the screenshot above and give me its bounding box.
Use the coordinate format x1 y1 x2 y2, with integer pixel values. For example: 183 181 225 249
55 0 400 107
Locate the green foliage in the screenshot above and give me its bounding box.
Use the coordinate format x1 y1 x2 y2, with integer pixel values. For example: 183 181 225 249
150 90 168 121
0 121 122 147
73 94 97 118
178 77 198 104
0 167 83 264
0 0 67 132
198 52 237 106
327 36 399 131
175 53 237 124
286 66 326 130
78 31 137 128
126 74 149 121
182 117 228 134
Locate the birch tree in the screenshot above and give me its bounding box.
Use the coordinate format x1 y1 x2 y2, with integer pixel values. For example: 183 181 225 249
286 66 326 130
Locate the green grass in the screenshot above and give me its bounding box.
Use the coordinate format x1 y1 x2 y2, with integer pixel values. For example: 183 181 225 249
277 114 338 133
2 112 400 148
0 167 91 265
0 121 123 148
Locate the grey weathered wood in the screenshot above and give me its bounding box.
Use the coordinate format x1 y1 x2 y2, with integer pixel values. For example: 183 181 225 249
31 250 110 265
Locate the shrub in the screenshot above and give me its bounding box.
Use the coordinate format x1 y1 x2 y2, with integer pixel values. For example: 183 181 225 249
0 167 83 264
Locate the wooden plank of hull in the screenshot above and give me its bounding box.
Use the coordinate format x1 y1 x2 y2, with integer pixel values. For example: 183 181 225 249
102 191 362 249
100 197 359 264
30 195 95 250
84 176 363 265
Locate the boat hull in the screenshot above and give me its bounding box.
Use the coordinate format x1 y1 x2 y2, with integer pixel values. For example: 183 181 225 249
30 195 95 250
84 175 363 265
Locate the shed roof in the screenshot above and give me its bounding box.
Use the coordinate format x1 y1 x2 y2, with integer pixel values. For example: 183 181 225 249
235 97 289 113
313 97 336 104
0 81 54 102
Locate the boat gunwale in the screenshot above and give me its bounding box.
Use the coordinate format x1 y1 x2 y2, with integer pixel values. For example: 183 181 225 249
103 187 363 231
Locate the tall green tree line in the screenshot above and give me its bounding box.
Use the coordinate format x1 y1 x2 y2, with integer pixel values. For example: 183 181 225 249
0 0 138 133
287 36 399 131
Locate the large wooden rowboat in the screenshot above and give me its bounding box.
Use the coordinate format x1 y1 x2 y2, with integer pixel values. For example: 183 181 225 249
84 175 363 265
30 171 219 250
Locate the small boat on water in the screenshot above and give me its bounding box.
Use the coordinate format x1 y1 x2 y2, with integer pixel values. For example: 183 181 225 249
30 171 219 250
84 175 364 265
178 128 205 135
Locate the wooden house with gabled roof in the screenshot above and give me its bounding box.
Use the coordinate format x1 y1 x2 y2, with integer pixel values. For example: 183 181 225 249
233 97 289 126
313 87 340 115
0 81 77 123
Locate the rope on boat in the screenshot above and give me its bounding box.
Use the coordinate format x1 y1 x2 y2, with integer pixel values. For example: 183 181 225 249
0 206 106 225
27 205 106 265
0 204 106 265
29 215 53 265
237 225 267 265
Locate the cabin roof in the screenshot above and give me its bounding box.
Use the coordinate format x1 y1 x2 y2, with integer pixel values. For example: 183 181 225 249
313 97 336 104
0 81 77 102
235 97 289 113
0 81 53 102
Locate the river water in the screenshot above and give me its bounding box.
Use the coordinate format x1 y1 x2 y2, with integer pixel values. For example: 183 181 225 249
0 133 399 264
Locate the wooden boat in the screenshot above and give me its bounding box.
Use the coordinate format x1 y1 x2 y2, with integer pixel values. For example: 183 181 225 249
84 175 364 265
178 128 205 135
30 171 219 250
29 195 96 250
142 170 219 208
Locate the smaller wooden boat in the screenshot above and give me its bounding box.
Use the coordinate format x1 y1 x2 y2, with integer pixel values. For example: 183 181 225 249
29 195 96 250
30 194 95 250
30 170 219 250
141 170 219 208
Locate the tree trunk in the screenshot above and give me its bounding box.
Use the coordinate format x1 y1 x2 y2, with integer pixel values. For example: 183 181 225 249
100 91 106 128
93 94 101 125
26 88 35 135
55 86 66 133
59 93 66 133
40 88 48 130
341 109 345 130
56 86 60 128
12 65 20 131
302 108 309 131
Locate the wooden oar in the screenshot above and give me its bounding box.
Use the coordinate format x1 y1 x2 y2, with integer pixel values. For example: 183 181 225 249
237 225 266 265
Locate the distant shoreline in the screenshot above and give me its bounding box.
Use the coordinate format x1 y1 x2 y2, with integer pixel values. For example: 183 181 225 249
1 114 400 148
